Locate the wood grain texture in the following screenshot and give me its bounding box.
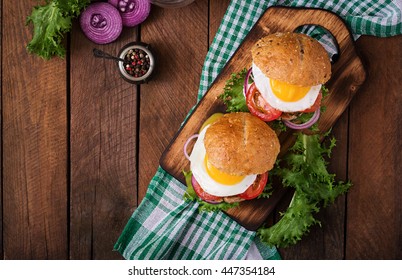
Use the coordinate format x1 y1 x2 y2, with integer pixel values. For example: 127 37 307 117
69 26 138 259
209 0 231 45
138 1 209 202
1 0 68 259
346 35 402 259
160 7 366 231
1 0 400 261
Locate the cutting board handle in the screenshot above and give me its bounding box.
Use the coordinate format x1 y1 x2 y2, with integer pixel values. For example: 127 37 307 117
258 7 354 62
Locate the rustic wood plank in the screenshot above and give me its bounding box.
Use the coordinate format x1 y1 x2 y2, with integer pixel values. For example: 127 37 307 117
346 35 402 259
70 25 138 259
209 0 231 45
1 0 68 259
138 1 209 202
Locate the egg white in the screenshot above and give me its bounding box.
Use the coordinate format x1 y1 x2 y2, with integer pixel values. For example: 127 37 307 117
189 125 257 197
252 62 321 112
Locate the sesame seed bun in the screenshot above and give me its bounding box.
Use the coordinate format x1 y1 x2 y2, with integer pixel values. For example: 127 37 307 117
204 112 280 176
251 32 331 86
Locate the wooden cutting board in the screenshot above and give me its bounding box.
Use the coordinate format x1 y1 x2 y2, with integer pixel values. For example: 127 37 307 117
159 7 366 231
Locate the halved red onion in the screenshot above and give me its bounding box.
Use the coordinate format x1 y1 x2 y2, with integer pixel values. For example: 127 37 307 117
109 0 151 27
283 108 321 130
183 134 199 161
80 2 123 44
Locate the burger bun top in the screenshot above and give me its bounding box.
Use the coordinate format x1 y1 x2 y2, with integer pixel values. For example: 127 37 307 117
204 112 280 176
251 32 331 86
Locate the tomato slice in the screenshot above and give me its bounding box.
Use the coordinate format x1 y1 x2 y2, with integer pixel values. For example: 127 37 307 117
192 172 268 202
238 172 268 200
246 83 282 122
191 176 223 203
302 92 322 113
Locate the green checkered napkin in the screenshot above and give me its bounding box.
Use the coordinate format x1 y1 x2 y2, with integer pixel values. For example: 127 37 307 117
115 0 402 260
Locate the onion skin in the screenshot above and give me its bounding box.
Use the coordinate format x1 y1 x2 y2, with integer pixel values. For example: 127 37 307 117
108 0 151 27
80 2 122 44
183 134 199 161
244 67 252 97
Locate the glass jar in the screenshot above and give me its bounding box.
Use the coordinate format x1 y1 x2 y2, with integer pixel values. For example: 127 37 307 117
150 0 195 8
118 42 155 84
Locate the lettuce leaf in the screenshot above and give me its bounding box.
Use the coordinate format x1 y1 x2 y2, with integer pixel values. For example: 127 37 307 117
26 0 90 59
218 68 249 113
258 132 351 248
258 191 320 247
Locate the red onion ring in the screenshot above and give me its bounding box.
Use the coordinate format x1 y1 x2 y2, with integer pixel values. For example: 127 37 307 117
183 134 199 161
108 0 151 27
80 3 123 44
244 67 253 97
202 199 221 204
283 108 321 130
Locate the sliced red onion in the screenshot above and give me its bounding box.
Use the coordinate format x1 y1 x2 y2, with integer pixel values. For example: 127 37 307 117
183 134 199 161
108 0 151 27
203 199 221 204
283 108 321 130
244 67 253 97
80 3 123 44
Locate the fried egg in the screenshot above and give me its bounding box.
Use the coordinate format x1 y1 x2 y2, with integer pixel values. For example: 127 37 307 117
252 62 321 112
189 125 257 197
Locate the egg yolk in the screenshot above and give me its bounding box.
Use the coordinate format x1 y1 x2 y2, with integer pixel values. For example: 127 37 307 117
199 113 224 133
270 79 311 102
204 155 244 185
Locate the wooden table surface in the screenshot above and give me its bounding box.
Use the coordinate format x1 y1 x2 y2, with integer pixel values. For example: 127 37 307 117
1 0 401 260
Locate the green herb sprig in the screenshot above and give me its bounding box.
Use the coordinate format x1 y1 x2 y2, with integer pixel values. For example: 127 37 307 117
26 0 91 59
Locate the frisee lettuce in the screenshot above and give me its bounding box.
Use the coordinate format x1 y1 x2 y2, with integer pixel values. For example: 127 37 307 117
258 132 351 248
26 0 91 59
218 68 249 113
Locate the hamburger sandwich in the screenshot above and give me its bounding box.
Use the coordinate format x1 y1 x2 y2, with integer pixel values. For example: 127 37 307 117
245 32 331 128
184 112 280 204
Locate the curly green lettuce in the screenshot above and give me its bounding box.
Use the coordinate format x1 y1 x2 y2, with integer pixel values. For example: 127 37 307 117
218 68 249 113
258 132 351 248
26 0 90 59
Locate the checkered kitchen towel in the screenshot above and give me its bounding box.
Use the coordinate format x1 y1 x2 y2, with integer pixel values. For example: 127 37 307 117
115 0 402 260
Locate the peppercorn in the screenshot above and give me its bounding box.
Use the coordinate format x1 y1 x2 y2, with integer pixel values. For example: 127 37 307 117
123 47 151 78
